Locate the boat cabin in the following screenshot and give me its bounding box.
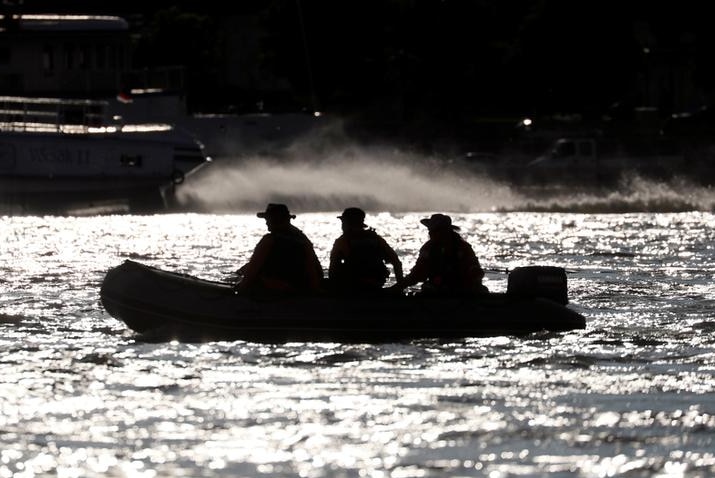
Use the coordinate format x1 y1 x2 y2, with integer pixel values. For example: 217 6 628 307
0 13 133 98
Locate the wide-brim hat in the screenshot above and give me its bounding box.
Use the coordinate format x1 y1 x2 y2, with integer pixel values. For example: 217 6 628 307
420 213 460 230
337 207 367 228
257 203 296 219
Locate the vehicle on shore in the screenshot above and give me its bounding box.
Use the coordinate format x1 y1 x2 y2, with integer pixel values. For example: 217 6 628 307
525 136 685 184
460 133 709 189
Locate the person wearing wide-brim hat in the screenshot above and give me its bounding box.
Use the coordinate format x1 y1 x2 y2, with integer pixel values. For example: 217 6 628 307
236 203 323 294
392 213 487 295
328 207 403 292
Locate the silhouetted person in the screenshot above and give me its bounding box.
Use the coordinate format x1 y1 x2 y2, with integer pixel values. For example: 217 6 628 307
393 213 487 295
236 203 323 294
329 207 403 292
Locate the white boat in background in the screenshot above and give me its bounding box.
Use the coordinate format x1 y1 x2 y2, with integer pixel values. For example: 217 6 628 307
0 11 326 213
0 13 215 214
0 95 208 214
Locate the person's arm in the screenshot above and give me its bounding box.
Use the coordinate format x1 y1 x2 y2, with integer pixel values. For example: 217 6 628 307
463 241 484 280
393 246 428 289
236 236 272 292
328 237 347 280
379 237 404 282
305 244 324 291
458 240 485 290
473 256 485 281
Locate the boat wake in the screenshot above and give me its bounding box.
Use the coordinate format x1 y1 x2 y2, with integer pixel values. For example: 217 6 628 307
174 140 715 214
508 175 715 213
175 145 520 213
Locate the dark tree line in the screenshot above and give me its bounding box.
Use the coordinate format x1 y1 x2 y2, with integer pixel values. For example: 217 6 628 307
250 0 715 142
19 0 715 144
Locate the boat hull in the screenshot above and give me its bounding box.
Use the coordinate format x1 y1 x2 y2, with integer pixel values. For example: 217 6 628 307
0 119 207 214
0 176 168 214
100 261 587 343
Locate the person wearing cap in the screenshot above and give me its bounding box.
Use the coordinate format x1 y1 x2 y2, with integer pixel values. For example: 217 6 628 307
392 213 487 295
328 207 403 293
236 203 323 294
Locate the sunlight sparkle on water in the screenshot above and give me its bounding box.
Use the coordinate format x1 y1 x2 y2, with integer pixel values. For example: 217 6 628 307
3 212 715 476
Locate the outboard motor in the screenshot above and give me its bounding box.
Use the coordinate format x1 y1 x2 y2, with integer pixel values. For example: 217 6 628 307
507 266 568 305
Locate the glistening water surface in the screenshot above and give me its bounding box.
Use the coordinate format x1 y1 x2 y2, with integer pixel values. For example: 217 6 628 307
2 209 715 477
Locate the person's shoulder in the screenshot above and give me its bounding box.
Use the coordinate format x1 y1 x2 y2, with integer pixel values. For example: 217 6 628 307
361 228 382 239
418 240 433 253
288 224 305 234
462 235 475 246
253 234 274 252
456 236 477 255
288 225 312 240
454 233 470 244
372 230 393 247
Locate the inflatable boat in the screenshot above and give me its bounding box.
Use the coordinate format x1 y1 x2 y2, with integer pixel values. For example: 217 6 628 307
100 260 586 343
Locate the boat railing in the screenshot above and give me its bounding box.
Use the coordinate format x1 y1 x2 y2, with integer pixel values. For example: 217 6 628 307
0 95 109 134
122 66 186 93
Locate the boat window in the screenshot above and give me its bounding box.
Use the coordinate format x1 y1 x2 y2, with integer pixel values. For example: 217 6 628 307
96 45 106 70
120 154 143 167
0 45 10 65
108 45 117 69
0 73 21 90
42 45 54 73
117 45 125 69
65 43 75 70
79 45 91 70
62 107 85 124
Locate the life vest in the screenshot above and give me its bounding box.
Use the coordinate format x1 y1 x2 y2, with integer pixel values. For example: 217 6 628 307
259 229 312 291
333 229 389 289
423 233 472 290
